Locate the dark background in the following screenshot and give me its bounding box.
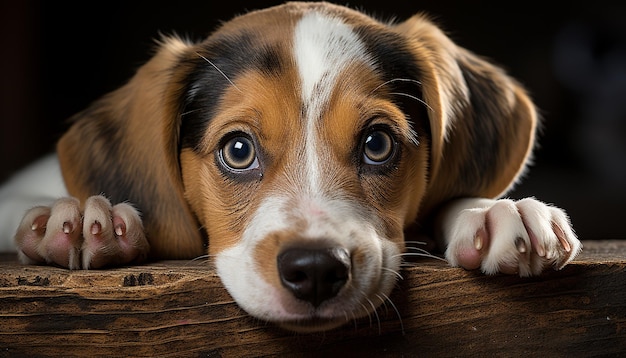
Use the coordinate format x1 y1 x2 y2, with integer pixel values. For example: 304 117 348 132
1 1 625 240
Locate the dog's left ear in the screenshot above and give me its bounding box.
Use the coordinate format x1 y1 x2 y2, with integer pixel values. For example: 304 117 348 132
393 15 538 213
56 37 206 259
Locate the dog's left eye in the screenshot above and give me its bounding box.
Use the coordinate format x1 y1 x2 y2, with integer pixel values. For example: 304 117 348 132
219 135 259 171
362 129 395 165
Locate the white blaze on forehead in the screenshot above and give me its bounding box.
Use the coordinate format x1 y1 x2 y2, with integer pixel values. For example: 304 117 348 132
293 12 374 191
294 12 371 105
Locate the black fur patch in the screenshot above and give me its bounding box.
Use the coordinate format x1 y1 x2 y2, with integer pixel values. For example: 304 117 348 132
69 103 133 206
179 31 285 153
458 63 507 193
355 27 431 160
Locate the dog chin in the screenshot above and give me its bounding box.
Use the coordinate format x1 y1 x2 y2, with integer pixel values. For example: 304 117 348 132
276 317 350 333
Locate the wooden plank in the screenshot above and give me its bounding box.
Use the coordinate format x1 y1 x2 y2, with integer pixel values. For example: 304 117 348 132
0 240 625 357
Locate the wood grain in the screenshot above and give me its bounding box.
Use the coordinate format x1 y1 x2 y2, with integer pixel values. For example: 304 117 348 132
1 240 625 357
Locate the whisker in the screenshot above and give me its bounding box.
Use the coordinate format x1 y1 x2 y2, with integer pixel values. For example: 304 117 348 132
180 108 203 117
365 297 382 335
370 78 423 95
390 92 434 112
354 288 381 332
399 252 449 263
404 246 434 255
183 254 214 267
382 266 404 281
196 52 242 93
351 310 359 331
379 293 405 335
359 301 373 328
405 125 420 147
376 294 389 316
404 240 428 246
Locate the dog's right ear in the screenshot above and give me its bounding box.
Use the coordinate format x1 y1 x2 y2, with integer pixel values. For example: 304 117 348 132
56 36 207 259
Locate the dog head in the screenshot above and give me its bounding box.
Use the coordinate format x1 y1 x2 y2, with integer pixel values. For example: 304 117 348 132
57 2 536 332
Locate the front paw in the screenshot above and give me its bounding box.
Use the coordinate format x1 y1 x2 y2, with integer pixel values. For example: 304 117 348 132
14 195 149 269
444 198 581 276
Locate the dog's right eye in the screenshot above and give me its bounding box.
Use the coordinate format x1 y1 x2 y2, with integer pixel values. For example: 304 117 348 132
219 135 259 171
362 129 396 165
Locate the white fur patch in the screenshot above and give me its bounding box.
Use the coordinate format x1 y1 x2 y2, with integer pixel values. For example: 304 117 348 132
215 195 297 320
293 12 374 192
441 197 581 276
0 154 68 251
215 190 399 324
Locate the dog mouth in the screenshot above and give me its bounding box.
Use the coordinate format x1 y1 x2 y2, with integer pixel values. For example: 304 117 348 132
271 288 395 333
270 246 397 333
276 315 351 333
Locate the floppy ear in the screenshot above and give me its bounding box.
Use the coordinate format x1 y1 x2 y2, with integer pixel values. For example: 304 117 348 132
393 15 537 214
56 36 206 259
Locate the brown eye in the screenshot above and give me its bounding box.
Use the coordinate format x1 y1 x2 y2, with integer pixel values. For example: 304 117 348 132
219 135 258 171
363 130 395 165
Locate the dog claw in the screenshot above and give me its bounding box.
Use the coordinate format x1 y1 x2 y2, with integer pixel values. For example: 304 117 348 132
113 214 127 237
473 235 483 250
552 222 571 252
30 215 48 234
532 237 546 257
472 228 489 251
115 224 124 237
515 237 527 253
63 221 73 234
91 221 102 235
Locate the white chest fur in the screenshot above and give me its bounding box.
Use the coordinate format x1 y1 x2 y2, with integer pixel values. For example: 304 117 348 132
0 154 68 251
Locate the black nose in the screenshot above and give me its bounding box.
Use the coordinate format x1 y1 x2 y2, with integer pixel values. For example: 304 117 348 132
277 247 351 307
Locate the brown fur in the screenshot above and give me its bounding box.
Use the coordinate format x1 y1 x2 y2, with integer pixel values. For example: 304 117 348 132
57 38 205 259
55 2 536 261
393 16 536 216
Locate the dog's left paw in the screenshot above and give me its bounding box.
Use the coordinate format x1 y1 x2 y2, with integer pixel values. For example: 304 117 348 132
442 197 582 276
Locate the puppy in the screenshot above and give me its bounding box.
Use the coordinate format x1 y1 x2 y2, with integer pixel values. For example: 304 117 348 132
0 2 580 332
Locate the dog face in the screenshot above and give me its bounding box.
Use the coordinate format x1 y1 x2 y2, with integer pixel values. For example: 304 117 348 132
56 2 536 331
177 6 431 331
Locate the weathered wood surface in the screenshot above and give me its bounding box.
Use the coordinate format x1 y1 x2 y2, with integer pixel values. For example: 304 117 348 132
0 240 625 357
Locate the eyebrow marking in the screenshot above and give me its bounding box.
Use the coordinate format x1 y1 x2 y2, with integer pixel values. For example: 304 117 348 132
196 52 242 93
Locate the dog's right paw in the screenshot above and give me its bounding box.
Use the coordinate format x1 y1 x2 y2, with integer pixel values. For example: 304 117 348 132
14 195 149 269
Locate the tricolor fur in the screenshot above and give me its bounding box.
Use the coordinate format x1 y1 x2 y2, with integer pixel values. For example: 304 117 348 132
0 2 580 332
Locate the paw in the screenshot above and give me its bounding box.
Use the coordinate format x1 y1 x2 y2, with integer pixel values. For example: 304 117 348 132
14 195 149 269
444 198 581 276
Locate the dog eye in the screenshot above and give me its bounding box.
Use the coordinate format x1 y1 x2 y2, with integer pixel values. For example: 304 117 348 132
363 130 395 165
219 135 259 171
